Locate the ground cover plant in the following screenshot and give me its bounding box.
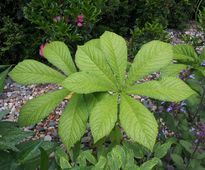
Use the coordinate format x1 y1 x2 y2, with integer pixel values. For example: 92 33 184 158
6 31 200 169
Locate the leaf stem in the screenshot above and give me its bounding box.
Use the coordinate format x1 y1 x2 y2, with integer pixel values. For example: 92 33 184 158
192 86 205 121
185 140 200 169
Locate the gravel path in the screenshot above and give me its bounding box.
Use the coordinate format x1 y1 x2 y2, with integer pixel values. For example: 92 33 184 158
0 79 67 141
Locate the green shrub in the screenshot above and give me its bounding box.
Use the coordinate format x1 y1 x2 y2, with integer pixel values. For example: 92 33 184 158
129 21 170 57
23 0 101 52
198 7 205 31
0 17 24 64
167 0 194 29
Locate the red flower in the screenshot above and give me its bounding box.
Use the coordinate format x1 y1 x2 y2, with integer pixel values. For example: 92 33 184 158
75 14 84 27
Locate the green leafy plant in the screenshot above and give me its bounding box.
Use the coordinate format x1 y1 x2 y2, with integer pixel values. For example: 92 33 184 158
198 7 205 31
53 143 161 170
0 109 56 169
9 31 195 152
159 44 205 169
23 0 101 51
0 65 12 93
161 44 205 120
129 21 170 57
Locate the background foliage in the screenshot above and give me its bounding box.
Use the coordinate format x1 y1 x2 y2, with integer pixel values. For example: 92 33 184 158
1 0 204 64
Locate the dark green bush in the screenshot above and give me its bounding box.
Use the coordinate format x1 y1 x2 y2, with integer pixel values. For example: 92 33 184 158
129 21 170 57
0 0 201 64
23 0 101 52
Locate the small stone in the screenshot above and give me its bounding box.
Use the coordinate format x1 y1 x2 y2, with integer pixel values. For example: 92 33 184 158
29 96 33 100
44 135 52 141
48 120 56 127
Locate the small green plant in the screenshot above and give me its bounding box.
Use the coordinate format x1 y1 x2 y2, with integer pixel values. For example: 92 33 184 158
161 44 205 120
180 33 204 48
0 17 24 64
0 65 12 93
129 21 170 57
9 32 195 152
0 110 56 170
159 44 205 169
198 7 205 31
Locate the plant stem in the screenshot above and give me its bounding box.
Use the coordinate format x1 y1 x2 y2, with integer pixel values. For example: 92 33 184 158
195 0 203 21
192 86 205 121
185 140 200 169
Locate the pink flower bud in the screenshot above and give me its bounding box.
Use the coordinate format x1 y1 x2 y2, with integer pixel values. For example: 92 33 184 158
39 43 47 57
53 16 61 22
77 22 83 27
75 14 84 24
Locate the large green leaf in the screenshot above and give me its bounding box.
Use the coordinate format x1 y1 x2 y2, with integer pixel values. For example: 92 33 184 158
18 140 43 164
120 94 158 150
106 145 126 170
154 140 174 158
0 122 33 151
9 60 66 85
76 42 117 87
16 140 56 168
173 44 198 62
61 72 117 94
58 94 88 149
127 40 172 85
160 63 187 77
126 77 196 102
92 156 107 170
43 41 76 75
171 154 185 169
140 157 159 170
85 39 101 49
77 150 97 166
0 66 11 93
90 94 118 143
100 31 127 85
18 88 69 126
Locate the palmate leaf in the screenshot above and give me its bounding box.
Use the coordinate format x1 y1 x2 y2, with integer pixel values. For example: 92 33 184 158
90 93 118 143
9 60 66 85
43 41 76 75
100 31 127 85
173 44 198 62
120 94 158 151
126 77 196 102
160 63 187 77
58 94 88 149
61 72 117 94
19 88 69 126
76 41 117 87
127 40 172 85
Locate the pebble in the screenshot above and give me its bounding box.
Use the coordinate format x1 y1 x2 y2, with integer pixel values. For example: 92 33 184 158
44 135 52 141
